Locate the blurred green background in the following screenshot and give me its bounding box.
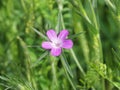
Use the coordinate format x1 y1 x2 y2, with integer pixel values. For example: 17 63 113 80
0 0 120 90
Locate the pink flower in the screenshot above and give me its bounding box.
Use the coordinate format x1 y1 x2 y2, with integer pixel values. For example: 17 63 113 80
42 30 73 56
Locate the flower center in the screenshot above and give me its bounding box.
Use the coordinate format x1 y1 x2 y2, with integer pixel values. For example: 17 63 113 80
55 42 61 47
52 39 62 48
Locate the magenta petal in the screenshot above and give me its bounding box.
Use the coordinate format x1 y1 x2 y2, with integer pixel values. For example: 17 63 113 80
47 30 57 41
42 41 52 49
51 48 61 56
58 30 69 40
62 39 73 49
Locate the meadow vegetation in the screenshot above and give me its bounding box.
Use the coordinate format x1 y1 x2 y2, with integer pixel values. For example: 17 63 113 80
0 0 120 90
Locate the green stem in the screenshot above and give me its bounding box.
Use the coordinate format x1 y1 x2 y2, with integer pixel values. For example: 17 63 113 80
87 1 104 90
57 0 85 77
60 55 76 90
70 49 85 76
51 56 58 89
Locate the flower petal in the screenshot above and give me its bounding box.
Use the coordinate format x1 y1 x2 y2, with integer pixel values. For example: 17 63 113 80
62 39 73 49
51 48 61 56
58 30 69 40
47 30 57 41
42 41 52 49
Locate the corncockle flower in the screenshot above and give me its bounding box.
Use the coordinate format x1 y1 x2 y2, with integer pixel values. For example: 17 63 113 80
42 30 73 56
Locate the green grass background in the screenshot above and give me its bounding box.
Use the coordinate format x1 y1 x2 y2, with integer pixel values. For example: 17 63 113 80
0 0 120 90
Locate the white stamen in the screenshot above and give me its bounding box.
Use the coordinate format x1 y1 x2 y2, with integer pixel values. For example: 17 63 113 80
51 38 62 48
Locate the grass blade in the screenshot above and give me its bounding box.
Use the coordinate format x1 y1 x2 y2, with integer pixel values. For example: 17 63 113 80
69 31 85 39
60 53 74 78
0 76 9 82
112 48 120 61
32 27 48 40
105 0 116 11
70 49 85 76
31 51 48 67
60 55 76 90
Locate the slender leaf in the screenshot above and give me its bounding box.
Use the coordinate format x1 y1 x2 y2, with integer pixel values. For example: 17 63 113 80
70 49 85 76
60 53 74 78
31 51 49 67
69 31 85 39
60 55 76 90
32 27 48 40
